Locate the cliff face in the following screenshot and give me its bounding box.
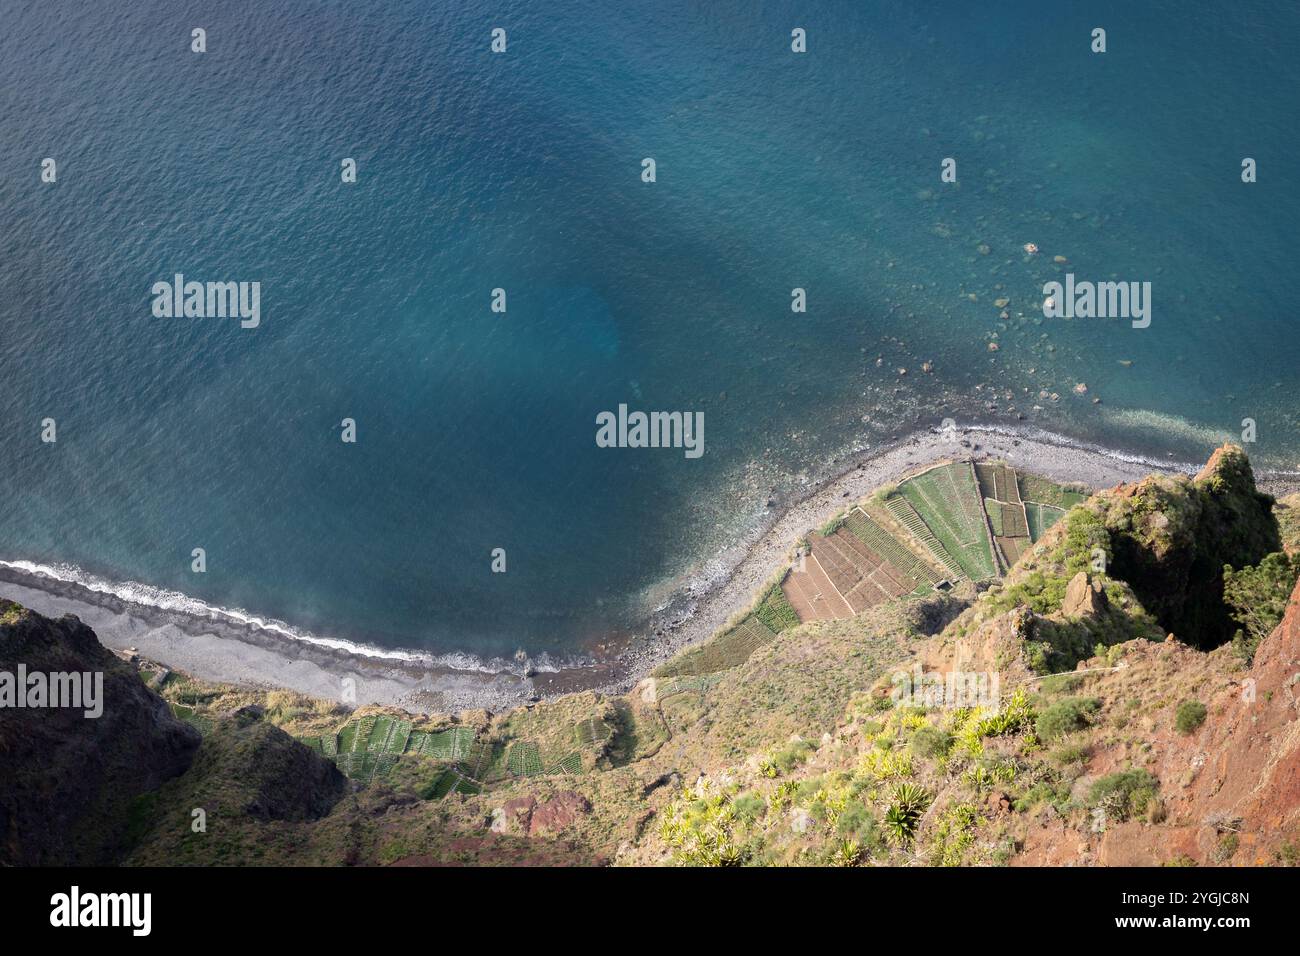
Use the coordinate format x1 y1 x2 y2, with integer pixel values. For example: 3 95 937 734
1104 444 1279 648
0 601 201 865
1095 574 1300 865
0 600 350 865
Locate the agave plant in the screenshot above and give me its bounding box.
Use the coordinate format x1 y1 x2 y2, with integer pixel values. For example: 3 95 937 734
881 782 932 845
892 782 932 814
833 839 862 867
883 804 918 845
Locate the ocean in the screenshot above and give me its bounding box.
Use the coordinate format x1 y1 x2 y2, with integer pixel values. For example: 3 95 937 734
2 0 1298 663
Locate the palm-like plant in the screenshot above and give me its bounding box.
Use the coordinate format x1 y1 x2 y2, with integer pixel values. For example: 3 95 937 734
882 782 932 845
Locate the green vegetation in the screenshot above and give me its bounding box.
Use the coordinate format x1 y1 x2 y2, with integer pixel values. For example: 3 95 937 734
1214 832 1239 862
1051 741 1090 766
884 495 965 580
1090 768 1159 822
1035 697 1102 740
1100 446 1281 649
929 803 979 866
656 584 797 679
654 614 776 678
909 725 953 759
975 462 1020 504
882 782 931 845
658 782 753 866
984 506 1162 672
844 509 939 590
21 448 1291 870
1038 673 1084 695
819 514 847 537
574 716 614 747
507 741 543 776
1175 700 1207 735
1018 474 1087 510
753 584 801 633
0 600 23 626
771 738 817 774
984 499 1005 536
899 463 997 580
1224 551 1299 663
1025 502 1067 543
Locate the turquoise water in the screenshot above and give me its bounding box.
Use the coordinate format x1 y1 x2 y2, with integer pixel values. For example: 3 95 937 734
2 1 1298 660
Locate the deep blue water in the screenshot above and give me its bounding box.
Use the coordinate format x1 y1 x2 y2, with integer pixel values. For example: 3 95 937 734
2 1 1298 659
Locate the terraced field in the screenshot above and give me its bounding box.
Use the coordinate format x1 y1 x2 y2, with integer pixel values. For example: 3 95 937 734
843 509 938 592
413 726 476 761
782 552 854 622
305 714 488 791
977 462 1032 570
507 741 543 776
975 461 1022 505
1017 473 1083 543
883 496 965 580
656 586 795 678
1025 501 1068 542
898 462 998 581
574 716 614 747
1018 473 1087 511
770 461 1085 627
808 529 902 611
423 769 481 799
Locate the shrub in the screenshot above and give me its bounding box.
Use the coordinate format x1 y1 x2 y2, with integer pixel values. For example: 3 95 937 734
929 803 979 866
819 514 847 536
835 801 877 844
1012 778 1073 814
1175 700 1207 735
1039 673 1084 695
793 776 825 807
1146 797 1167 824
963 757 1017 790
659 783 752 866
1214 833 1239 863
1035 697 1102 740
910 725 953 759
731 792 767 823
1051 742 1090 766
979 688 1036 736
1224 552 1299 663
859 748 913 781
832 839 863 867
1089 768 1159 821
1061 508 1112 576
772 738 816 774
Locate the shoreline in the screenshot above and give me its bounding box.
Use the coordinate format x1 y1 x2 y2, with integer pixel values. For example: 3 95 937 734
3 424 1296 715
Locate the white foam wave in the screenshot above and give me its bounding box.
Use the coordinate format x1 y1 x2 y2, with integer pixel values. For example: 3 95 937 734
0 557 558 675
